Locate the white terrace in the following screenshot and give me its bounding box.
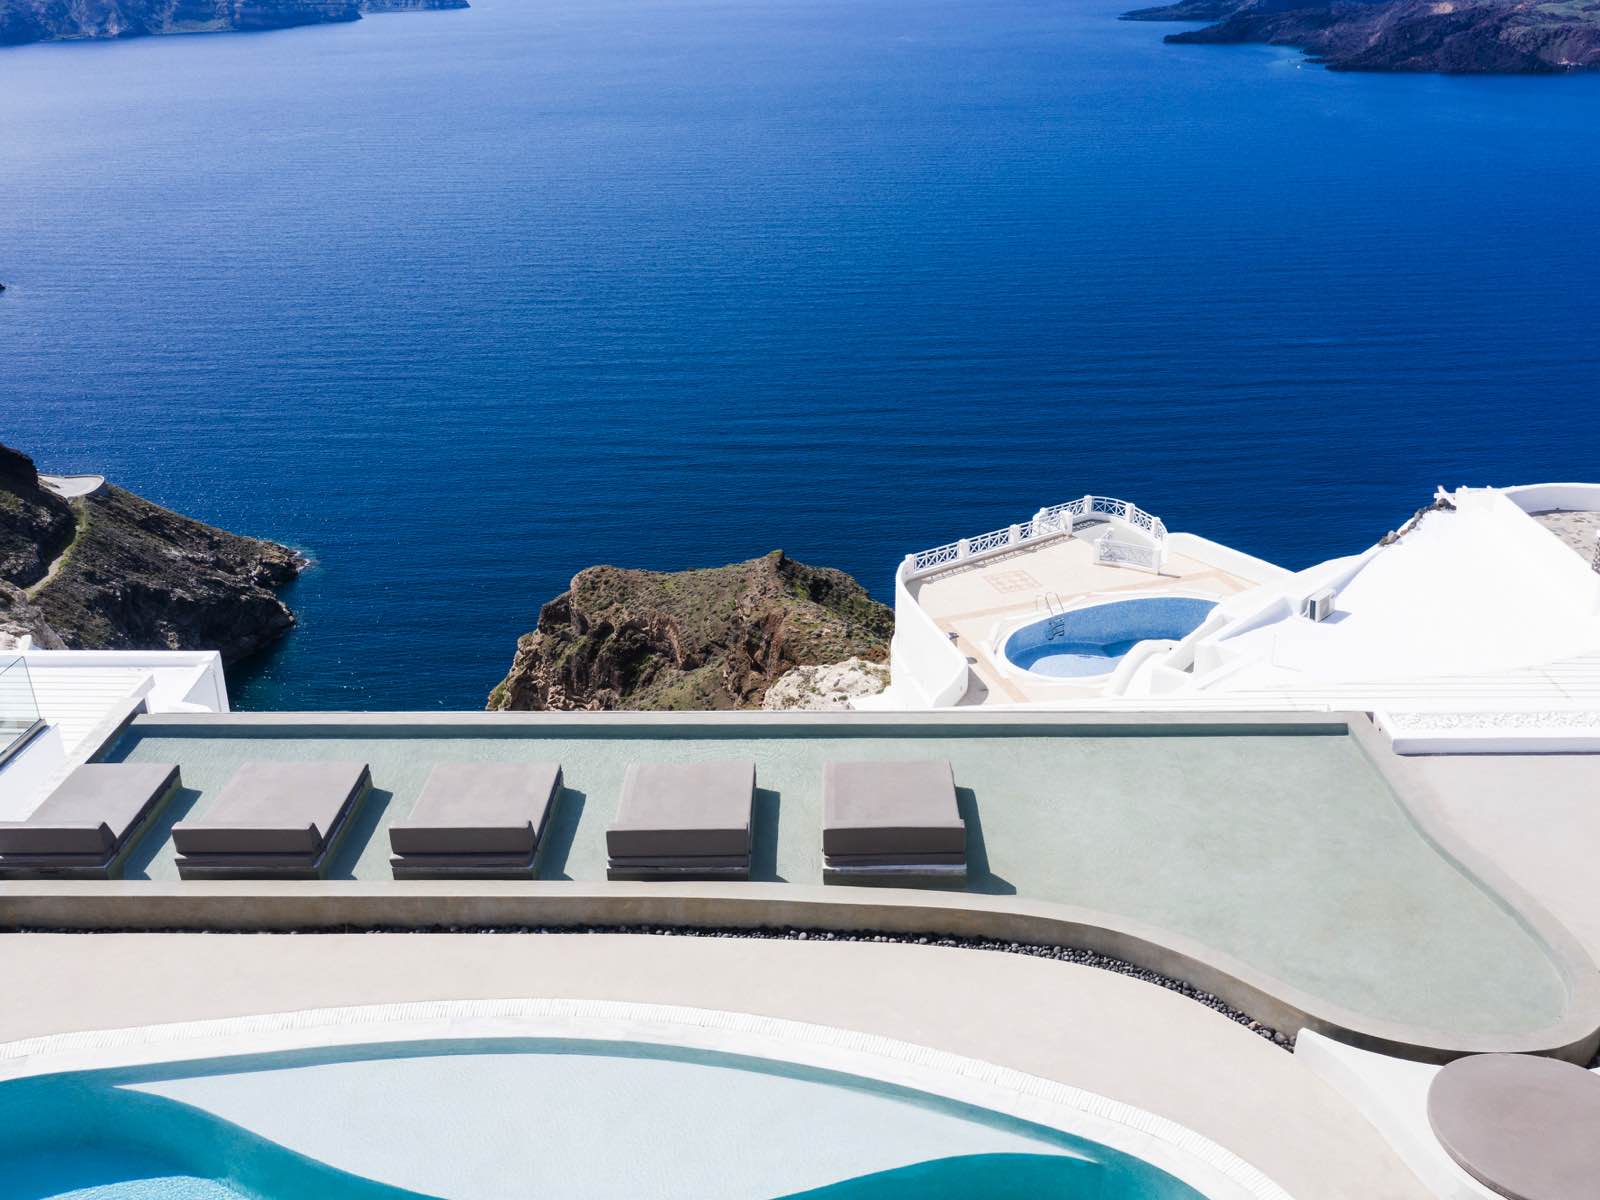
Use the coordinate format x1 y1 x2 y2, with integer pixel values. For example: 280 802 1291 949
886 497 1285 707
883 485 1600 755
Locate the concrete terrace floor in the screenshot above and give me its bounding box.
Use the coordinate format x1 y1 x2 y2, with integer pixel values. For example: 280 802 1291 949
1416 753 1600 966
102 722 1570 1041
907 534 1257 705
0 933 1433 1200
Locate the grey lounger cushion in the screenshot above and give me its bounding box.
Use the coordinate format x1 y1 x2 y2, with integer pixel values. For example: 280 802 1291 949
607 761 754 859
823 760 965 858
823 851 967 867
172 761 369 857
605 853 752 869
389 761 562 857
0 763 180 858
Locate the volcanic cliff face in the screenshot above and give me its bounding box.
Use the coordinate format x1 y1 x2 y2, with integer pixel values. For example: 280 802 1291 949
0 442 304 662
1123 0 1600 73
0 0 467 48
0 443 75 589
487 551 894 712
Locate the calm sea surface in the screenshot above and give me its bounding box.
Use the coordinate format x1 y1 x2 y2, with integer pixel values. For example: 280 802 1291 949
4 0 1599 709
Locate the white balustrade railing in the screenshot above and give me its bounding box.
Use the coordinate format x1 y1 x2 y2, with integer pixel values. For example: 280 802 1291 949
1095 537 1161 573
906 496 1167 579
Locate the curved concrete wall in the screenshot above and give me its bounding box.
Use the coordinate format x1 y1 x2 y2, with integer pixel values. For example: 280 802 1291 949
890 559 970 706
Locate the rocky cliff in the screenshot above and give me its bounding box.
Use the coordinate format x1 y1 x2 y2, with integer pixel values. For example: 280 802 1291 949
487 551 894 712
0 0 466 48
1123 0 1600 73
0 442 304 662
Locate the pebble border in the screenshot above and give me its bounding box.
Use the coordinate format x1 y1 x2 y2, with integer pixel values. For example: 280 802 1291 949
14 922 1294 1049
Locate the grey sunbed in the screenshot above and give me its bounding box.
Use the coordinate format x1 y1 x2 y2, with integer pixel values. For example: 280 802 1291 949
0 762 181 878
389 761 563 878
607 760 754 880
172 760 371 879
822 759 967 883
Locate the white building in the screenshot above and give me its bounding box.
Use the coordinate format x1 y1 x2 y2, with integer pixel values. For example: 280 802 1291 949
879 485 1600 752
0 644 229 819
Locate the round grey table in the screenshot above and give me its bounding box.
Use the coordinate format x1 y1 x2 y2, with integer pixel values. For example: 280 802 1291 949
1427 1052 1600 1200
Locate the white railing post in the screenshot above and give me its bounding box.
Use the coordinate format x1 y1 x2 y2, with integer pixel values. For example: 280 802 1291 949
1007 523 1021 547
957 538 971 561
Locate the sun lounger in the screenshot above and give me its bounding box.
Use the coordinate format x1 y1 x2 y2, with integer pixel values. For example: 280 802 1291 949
822 759 967 883
607 760 754 880
388 761 563 878
0 762 181 878
172 760 370 879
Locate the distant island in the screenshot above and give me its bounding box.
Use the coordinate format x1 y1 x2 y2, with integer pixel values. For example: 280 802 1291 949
0 0 466 48
1123 0 1600 73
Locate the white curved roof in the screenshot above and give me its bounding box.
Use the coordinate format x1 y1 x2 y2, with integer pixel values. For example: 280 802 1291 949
1193 488 1600 691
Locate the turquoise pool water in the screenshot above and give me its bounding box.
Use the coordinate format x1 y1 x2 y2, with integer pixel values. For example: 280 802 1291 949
0 1039 1209 1199
1003 597 1218 679
2 1154 1182 1200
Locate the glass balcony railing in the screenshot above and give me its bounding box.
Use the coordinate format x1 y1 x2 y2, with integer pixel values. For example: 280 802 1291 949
0 654 43 757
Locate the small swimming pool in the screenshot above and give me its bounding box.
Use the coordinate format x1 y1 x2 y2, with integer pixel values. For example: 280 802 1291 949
0 1031 1229 1200
1002 596 1217 679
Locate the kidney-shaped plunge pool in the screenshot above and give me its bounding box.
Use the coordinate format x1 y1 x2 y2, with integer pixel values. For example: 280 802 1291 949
1003 596 1217 679
0 1027 1245 1200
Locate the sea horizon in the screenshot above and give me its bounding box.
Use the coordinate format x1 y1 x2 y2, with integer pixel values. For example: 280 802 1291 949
7 0 1599 709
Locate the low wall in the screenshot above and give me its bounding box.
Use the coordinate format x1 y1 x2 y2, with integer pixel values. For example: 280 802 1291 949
3 872 1593 1066
890 560 969 707
1501 482 1600 514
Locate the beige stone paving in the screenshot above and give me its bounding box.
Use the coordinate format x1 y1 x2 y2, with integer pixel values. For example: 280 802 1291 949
0 932 1429 1199
1531 509 1600 565
909 535 1257 705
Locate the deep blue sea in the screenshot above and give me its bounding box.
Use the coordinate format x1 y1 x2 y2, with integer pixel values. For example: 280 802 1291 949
4 0 1599 709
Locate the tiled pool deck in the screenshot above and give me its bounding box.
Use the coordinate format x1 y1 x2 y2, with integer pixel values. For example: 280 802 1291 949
82 711 1586 1052
908 536 1257 704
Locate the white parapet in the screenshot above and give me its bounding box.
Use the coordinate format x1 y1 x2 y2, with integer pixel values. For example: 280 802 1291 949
0 648 229 818
890 556 971 708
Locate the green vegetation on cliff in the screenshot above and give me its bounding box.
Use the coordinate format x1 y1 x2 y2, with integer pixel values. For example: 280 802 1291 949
487 551 894 712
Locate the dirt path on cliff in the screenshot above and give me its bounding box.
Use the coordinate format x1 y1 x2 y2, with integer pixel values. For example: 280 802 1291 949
24 500 87 600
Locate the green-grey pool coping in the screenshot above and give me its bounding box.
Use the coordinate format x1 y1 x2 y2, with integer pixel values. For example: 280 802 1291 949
2 708 1596 1066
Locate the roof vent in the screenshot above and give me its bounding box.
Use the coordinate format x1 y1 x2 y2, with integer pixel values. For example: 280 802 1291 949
1303 587 1336 623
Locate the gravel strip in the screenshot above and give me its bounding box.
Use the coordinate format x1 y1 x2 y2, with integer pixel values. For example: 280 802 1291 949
13 922 1295 1049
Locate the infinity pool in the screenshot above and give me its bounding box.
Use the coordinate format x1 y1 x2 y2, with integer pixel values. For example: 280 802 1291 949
0 1038 1212 1200
102 717 1575 1041
1002 597 1218 678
